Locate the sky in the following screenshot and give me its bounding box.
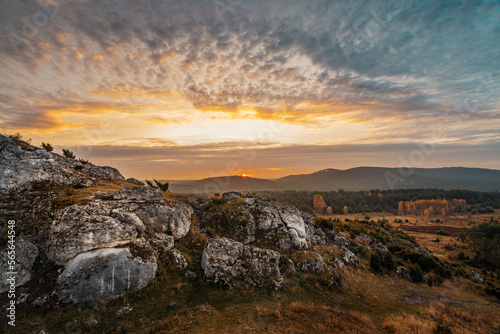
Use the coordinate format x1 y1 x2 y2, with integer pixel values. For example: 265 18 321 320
1 0 499 180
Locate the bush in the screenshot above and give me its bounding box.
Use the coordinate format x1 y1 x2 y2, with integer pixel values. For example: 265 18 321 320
154 179 170 192
383 252 395 272
409 263 424 283
62 149 76 159
370 249 384 273
41 142 53 152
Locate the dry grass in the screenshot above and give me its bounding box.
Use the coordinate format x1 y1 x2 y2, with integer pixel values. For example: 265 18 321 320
382 313 434 334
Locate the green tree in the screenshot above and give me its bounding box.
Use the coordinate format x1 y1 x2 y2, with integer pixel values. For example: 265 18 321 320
62 149 76 159
370 249 384 273
41 142 53 152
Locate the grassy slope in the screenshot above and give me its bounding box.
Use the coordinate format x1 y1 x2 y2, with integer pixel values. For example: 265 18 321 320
1 187 500 333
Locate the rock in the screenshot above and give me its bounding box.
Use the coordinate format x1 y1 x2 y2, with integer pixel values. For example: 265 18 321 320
279 255 297 277
202 196 326 253
87 165 125 180
47 202 145 265
201 238 284 289
116 304 133 316
56 248 157 304
0 238 39 293
126 178 145 186
396 266 411 280
317 266 344 289
150 233 175 256
222 191 244 200
16 293 29 304
468 271 484 284
339 248 360 266
0 134 124 194
166 249 188 271
135 204 191 240
112 186 163 201
291 251 327 273
32 295 49 306
185 271 197 280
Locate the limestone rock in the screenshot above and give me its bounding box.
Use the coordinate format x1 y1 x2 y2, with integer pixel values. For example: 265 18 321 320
56 248 157 304
0 238 38 293
222 191 244 200
126 178 145 186
135 204 191 240
202 196 326 253
0 134 124 195
47 202 145 265
201 238 284 289
292 251 327 273
166 249 188 271
339 248 360 266
468 271 484 284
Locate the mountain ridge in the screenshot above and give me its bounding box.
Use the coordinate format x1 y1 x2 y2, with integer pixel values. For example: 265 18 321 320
169 166 500 193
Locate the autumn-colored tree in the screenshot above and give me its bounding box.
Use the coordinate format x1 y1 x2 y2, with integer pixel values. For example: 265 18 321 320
326 206 333 215
343 206 349 215
398 198 466 216
313 194 327 214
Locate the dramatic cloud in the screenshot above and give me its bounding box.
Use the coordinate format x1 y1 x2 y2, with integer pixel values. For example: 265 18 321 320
1 0 499 177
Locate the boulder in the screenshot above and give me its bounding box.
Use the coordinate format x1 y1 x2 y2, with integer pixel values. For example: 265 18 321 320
222 192 244 200
56 247 157 304
0 238 38 293
201 238 284 289
135 204 191 240
126 178 145 186
166 249 188 271
47 202 145 265
202 196 326 253
339 248 360 266
291 251 327 273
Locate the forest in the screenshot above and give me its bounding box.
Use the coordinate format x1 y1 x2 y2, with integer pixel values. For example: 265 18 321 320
257 189 500 215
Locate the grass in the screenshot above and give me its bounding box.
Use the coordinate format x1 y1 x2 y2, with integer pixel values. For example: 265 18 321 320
2 185 500 334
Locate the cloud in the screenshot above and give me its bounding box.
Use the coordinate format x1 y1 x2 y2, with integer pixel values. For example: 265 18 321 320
0 0 499 170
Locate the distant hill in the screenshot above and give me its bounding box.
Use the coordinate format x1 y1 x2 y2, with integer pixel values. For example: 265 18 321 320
170 167 500 193
170 175 279 193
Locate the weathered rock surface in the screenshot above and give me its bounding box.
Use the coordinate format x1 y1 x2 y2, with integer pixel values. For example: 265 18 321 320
292 251 327 273
47 202 145 265
56 248 157 304
201 238 284 289
339 248 360 266
0 238 38 293
126 178 145 186
166 249 188 271
201 193 326 253
0 134 124 195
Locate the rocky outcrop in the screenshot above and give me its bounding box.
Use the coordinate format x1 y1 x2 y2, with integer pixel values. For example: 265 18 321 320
291 251 327 273
201 238 284 289
47 202 145 265
56 248 157 304
339 248 360 266
0 238 38 293
44 186 195 303
166 249 188 271
0 134 124 195
126 178 145 186
201 194 326 253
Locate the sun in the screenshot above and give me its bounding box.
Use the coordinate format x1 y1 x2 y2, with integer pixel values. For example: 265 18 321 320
241 173 247 177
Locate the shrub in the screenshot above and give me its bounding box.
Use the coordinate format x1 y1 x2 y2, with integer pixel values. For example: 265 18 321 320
154 179 170 192
145 179 158 189
383 252 395 272
62 149 76 159
41 142 53 152
370 249 384 273
409 263 424 283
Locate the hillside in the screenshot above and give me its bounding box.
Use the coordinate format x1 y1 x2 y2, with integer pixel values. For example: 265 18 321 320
170 167 500 193
1 134 499 333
